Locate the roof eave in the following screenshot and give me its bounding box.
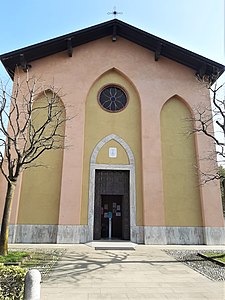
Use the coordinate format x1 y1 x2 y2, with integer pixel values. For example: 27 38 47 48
0 19 224 83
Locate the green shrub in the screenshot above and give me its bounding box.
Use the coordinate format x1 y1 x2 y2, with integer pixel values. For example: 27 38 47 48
0 265 27 300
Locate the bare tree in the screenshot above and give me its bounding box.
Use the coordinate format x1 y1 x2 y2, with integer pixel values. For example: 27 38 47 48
191 77 225 183
0 74 67 255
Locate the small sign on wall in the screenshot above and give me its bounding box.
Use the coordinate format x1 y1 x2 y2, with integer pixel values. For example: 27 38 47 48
109 147 117 158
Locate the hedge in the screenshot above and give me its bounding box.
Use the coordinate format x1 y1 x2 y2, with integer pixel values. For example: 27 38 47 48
0 265 27 300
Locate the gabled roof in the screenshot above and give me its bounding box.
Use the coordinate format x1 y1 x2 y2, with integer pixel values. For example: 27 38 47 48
1 19 224 81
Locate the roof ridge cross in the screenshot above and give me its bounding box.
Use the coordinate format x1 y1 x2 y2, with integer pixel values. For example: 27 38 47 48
107 6 123 19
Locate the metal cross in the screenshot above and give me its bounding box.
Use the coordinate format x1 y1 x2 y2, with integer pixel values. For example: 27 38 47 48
107 6 123 19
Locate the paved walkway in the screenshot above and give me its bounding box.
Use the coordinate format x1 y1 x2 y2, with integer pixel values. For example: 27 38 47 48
11 243 225 299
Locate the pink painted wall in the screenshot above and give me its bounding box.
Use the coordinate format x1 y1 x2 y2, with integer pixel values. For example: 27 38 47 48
2 36 223 227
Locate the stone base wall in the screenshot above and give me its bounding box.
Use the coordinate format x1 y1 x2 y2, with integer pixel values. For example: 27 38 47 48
8 224 225 245
204 227 225 245
144 226 225 245
9 225 58 244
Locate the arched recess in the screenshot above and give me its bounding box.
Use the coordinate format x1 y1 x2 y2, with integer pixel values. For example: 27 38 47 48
160 95 203 227
17 91 65 225
81 68 143 242
91 134 135 164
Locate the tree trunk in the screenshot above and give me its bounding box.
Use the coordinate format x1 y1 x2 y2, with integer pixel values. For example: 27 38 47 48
0 181 16 256
222 180 225 216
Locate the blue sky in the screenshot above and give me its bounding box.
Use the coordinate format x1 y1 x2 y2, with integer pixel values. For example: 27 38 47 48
0 0 224 82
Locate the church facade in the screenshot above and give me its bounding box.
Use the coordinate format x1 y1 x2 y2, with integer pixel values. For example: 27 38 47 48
0 19 224 244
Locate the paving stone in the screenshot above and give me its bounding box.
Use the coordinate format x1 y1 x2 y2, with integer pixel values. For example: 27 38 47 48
10 243 225 299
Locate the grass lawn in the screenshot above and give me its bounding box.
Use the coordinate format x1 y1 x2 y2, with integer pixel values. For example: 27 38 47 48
0 251 30 263
204 253 225 263
199 252 225 266
0 249 64 279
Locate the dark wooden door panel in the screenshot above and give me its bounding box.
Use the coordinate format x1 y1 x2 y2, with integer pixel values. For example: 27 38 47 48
94 170 130 240
101 195 122 239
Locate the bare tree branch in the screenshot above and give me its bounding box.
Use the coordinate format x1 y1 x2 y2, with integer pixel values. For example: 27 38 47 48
0 75 68 182
190 78 225 183
0 73 71 255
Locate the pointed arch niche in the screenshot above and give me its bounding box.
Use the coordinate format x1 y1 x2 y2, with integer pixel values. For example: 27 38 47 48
81 68 144 243
160 95 203 229
17 91 65 242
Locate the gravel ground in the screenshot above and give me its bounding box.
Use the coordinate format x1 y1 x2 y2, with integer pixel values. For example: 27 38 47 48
11 248 66 280
31 249 66 280
164 250 225 281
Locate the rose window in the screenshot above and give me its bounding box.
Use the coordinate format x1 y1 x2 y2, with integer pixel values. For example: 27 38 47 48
98 86 128 112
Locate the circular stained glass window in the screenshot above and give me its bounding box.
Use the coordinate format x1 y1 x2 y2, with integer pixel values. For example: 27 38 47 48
98 86 128 112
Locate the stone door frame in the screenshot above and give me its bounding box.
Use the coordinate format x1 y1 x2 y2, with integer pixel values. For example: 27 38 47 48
87 134 137 241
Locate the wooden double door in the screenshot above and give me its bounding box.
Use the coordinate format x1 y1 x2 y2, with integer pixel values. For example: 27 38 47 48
94 170 130 240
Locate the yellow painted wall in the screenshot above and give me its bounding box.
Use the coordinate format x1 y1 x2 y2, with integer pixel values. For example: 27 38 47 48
160 97 203 226
81 69 143 225
17 92 65 224
96 140 129 165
